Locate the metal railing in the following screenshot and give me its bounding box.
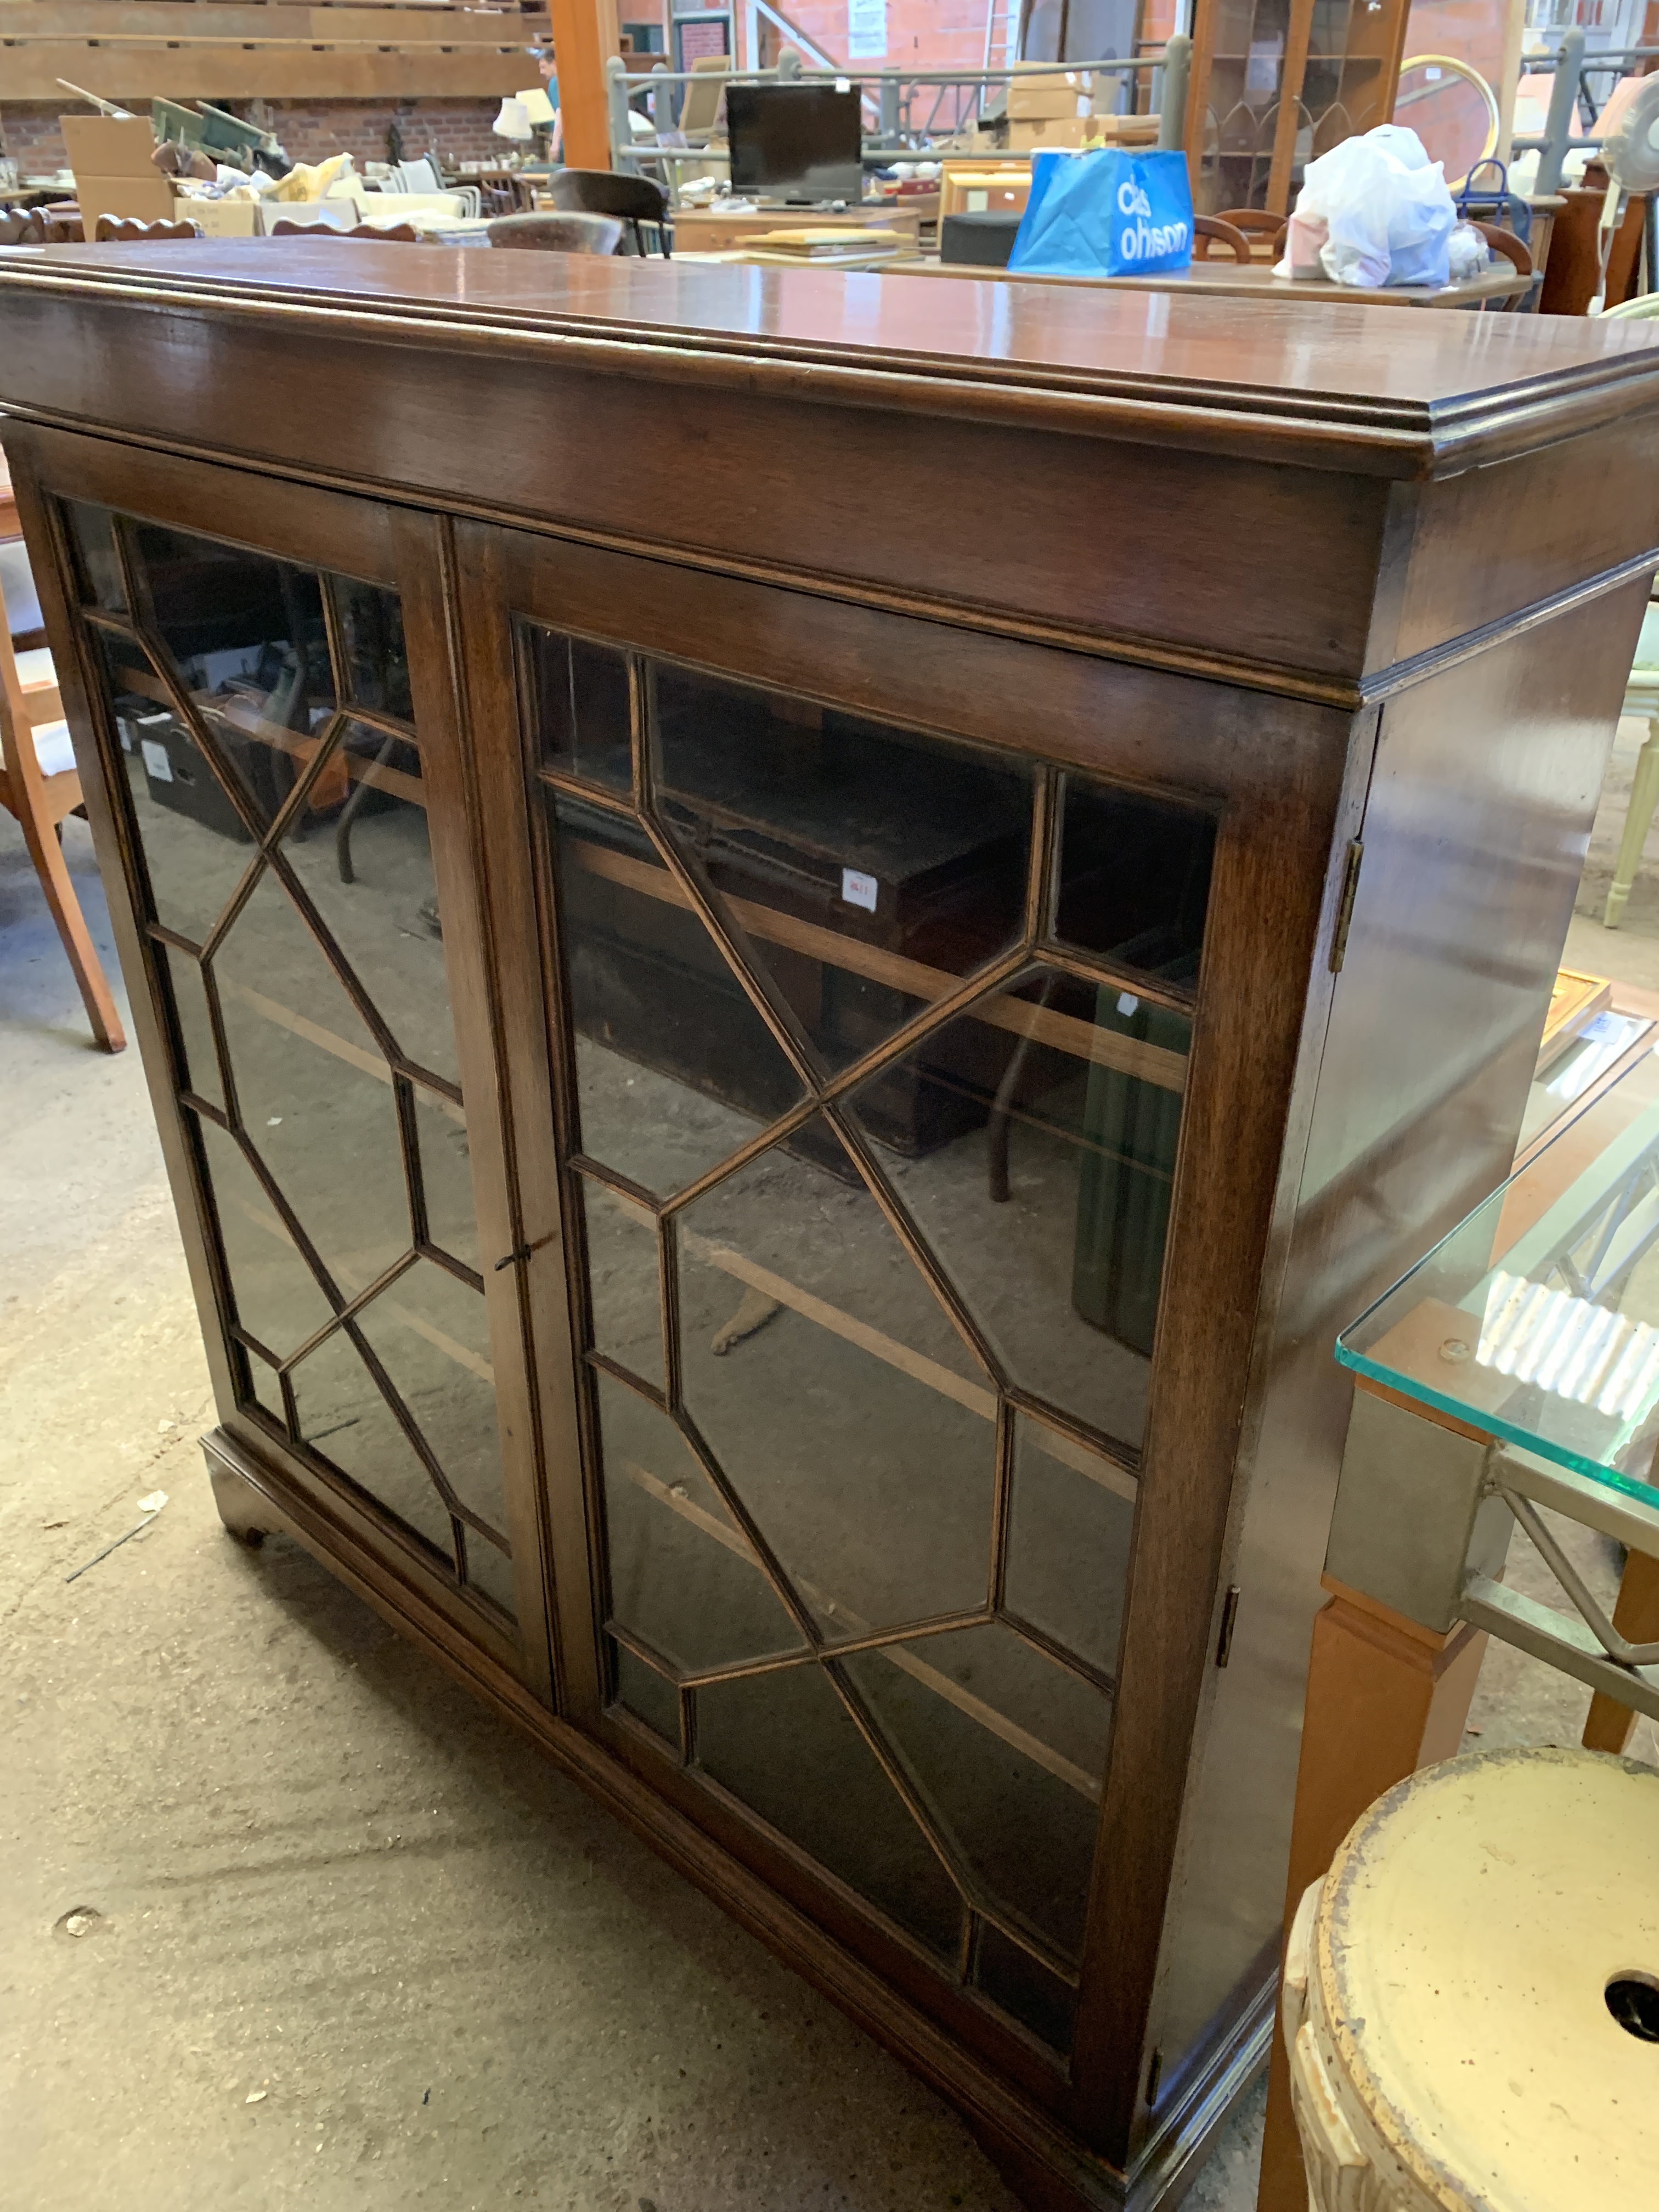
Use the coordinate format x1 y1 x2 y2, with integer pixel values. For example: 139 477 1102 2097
1512 27 1659 191
607 43 1188 193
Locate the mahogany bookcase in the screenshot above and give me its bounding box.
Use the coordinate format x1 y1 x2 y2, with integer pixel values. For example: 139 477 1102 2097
2 240 1657 2209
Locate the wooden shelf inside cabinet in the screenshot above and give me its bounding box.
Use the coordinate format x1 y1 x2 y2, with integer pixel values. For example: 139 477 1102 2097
4 241 1658 2212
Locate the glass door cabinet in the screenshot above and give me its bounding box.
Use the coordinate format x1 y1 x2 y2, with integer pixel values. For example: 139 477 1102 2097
12 300 1630 2205
1185 0 1415 215
30 442 1241 2181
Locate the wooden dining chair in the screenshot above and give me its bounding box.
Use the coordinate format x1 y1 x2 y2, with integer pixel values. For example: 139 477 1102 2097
486 210 627 254
269 218 424 242
1 203 84 245
1471 220 1536 309
0 535 126 1050
1192 214 1254 263
93 214 204 242
1215 207 1290 255
538 168 671 256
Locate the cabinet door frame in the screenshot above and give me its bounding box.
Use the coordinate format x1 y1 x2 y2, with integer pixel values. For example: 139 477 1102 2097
7 422 556 1701
453 514 1355 2153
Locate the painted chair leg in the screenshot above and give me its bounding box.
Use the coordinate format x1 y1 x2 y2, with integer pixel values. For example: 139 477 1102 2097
1606 715 1659 929
15 797 126 1051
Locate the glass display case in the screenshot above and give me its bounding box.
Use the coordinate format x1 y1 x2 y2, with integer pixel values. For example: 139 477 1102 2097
5 242 1657 2211
1186 0 1415 213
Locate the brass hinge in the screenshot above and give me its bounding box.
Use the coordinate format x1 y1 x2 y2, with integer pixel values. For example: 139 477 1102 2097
1328 839 1363 975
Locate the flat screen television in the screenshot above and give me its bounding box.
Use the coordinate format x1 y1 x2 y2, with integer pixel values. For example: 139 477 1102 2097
726 83 863 204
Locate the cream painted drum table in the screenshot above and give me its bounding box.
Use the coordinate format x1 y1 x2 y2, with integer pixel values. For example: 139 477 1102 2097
1282 1747 1659 2211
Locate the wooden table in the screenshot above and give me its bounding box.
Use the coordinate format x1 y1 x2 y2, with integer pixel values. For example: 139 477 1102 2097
672 202 922 252
887 255 1532 309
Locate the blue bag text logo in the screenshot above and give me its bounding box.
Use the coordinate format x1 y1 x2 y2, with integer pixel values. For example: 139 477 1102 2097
1117 177 1189 263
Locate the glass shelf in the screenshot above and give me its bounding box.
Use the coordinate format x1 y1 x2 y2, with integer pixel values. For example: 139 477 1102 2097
1339 1034 1659 1507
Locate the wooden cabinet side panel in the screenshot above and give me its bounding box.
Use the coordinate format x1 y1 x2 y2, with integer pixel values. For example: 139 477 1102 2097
1141 574 1650 2112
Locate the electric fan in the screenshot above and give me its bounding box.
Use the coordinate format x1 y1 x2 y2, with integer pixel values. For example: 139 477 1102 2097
1590 73 1659 313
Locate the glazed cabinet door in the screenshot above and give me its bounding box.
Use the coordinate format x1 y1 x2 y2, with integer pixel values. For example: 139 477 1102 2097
9 428 554 1697
448 519 1342 2149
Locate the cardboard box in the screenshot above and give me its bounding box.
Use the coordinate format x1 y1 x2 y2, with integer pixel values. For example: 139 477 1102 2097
1095 112 1160 144
63 116 275 238
1007 65 1092 121
187 199 263 238
1008 114 1160 153
1008 116 1101 151
62 115 174 235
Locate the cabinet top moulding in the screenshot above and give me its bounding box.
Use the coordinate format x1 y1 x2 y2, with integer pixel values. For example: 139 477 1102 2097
3 241 1659 702
1 242 1655 483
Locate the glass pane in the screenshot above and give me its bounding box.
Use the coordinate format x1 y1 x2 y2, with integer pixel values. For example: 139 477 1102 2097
194 1113 335 1361
354 1256 509 1547
290 1326 455 1564
973 1921 1077 2053
160 943 222 1110
1054 777 1214 986
241 1342 287 1429
1005 1415 1136 1681
695 1661 964 1960
523 623 632 792
412 1083 479 1273
465 1528 517 1618
677 1112 996 1641
1338 1082 1659 1505
64 500 125 613
596 1369 806 1674
652 664 1032 1075
127 523 336 808
100 633 258 945
852 966 1191 1451
842 1622 1108 1963
212 864 413 1298
613 1641 681 1748
553 789 802 1196
276 720 456 1086
1195 0 1291 212
1519 1009 1656 1159
334 578 413 722
582 1178 663 1392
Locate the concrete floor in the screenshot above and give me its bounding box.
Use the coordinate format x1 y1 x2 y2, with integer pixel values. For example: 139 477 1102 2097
9 706 1659 2212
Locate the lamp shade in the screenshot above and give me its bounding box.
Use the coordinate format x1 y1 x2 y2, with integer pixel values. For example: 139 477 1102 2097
517 85 557 126
493 97 534 142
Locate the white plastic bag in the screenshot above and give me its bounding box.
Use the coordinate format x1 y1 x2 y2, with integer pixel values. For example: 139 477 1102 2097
1277 125 1457 289
1446 219 1491 281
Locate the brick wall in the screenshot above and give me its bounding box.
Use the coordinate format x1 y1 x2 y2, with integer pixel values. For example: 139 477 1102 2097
1 97 504 179
771 0 988 71
757 2 1168 99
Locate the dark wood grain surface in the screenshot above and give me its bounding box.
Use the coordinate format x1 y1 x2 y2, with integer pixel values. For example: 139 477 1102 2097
4 241 1659 477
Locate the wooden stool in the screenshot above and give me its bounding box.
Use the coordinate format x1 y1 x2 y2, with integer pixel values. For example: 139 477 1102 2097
1282 1748 1659 2211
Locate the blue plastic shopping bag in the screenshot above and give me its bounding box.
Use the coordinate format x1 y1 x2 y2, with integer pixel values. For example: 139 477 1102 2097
1007 147 1194 279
